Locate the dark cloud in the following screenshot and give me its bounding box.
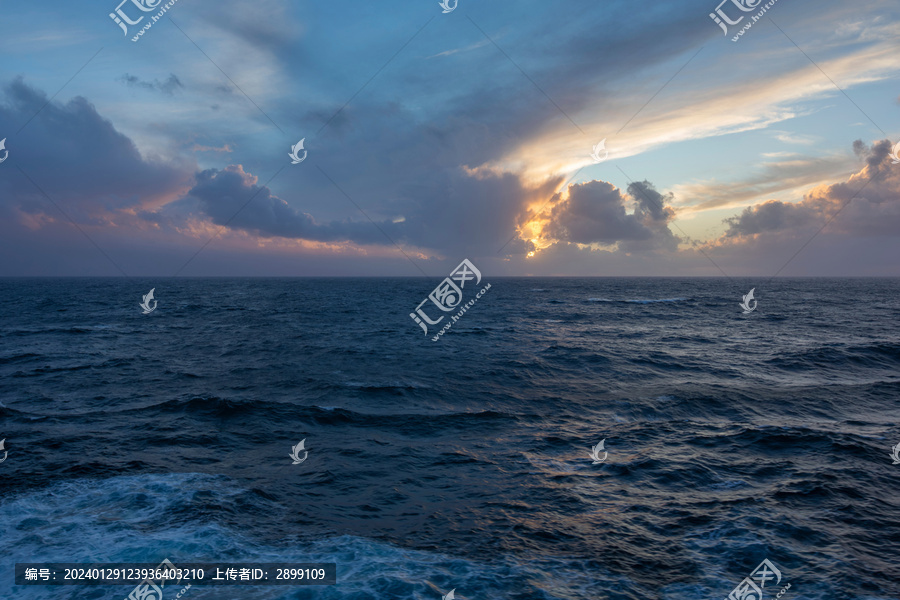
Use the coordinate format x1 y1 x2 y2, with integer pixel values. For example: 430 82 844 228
722 200 820 236
226 100 562 258
282 0 737 191
721 140 900 239
0 76 555 261
396 167 554 258
0 78 193 225
187 165 401 245
2 0 894 276
543 179 679 251
119 73 184 95
185 158 556 259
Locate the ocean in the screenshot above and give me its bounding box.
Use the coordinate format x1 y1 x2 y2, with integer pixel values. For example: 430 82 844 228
1 277 898 600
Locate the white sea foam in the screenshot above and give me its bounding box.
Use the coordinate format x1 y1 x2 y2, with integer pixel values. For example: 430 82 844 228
0 473 621 599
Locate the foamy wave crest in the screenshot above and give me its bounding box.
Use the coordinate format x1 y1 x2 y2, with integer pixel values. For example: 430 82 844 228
0 473 624 599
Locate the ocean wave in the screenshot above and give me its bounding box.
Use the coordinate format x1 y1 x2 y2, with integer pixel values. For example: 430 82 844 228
0 474 623 600
342 380 429 391
1 278 897 600
2 325 125 336
767 342 900 371
116 398 518 432
0 352 42 364
625 297 688 304
587 297 688 303
707 479 750 490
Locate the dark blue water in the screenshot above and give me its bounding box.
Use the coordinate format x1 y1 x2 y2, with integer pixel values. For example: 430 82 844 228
1 277 899 600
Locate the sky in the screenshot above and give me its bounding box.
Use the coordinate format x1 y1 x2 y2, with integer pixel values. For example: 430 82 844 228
0 0 898 277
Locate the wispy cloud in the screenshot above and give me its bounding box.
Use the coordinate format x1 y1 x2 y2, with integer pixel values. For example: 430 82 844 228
427 39 491 59
773 131 818 145
119 73 185 96
670 154 857 213
191 143 234 153
714 140 900 241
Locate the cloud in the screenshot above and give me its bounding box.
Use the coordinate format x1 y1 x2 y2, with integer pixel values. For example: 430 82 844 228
183 155 560 262
0 78 193 224
541 179 679 252
719 139 900 239
191 143 233 153
4 0 900 276
427 40 491 59
483 11 900 182
773 131 818 145
195 0 298 53
722 198 822 237
672 154 855 213
119 73 184 95
186 165 403 246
